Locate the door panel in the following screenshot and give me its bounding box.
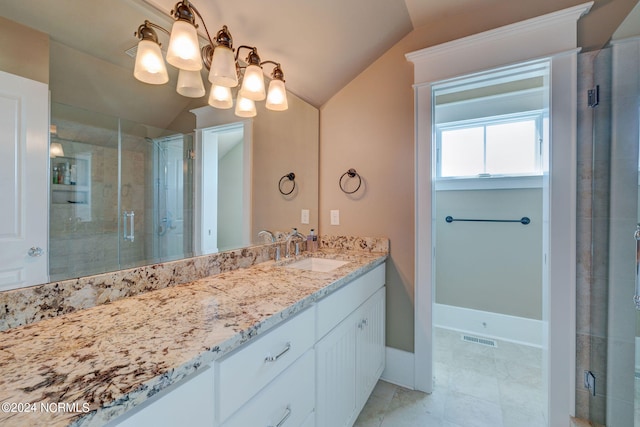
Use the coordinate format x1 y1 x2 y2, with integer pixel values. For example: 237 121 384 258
0 71 49 290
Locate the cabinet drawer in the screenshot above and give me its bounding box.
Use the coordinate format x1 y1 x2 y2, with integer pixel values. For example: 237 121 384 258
216 307 315 423
316 264 385 340
221 350 315 427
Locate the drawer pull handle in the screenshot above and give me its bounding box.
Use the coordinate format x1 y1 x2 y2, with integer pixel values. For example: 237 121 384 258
269 405 291 427
358 318 368 329
265 343 291 362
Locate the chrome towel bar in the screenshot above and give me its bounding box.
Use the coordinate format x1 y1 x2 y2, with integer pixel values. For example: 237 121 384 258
445 216 530 225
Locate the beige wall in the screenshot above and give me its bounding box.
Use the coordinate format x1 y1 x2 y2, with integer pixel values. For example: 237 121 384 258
435 188 543 320
218 142 244 250
193 93 320 243
0 16 49 84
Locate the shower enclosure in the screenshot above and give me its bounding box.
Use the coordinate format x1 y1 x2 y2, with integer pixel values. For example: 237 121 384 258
605 37 640 426
581 36 640 426
49 102 193 281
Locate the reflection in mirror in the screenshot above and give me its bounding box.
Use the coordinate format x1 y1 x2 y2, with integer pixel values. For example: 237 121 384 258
49 102 194 281
0 0 319 287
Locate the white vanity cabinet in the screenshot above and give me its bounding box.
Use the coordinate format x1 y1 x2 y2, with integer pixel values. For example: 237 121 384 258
315 264 386 427
110 262 386 427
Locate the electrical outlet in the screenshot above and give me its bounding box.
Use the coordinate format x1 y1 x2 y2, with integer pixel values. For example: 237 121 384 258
301 209 309 224
584 371 596 396
330 210 340 225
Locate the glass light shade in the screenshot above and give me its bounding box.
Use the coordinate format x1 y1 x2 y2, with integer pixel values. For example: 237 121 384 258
133 40 169 84
208 85 233 109
50 142 64 158
265 79 288 111
235 95 257 117
177 69 205 98
238 64 266 101
208 45 238 87
166 20 202 71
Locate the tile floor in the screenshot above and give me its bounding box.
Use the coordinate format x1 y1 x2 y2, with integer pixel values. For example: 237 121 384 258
354 327 546 427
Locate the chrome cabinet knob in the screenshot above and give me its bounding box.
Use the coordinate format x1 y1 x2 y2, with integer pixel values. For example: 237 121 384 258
28 247 44 257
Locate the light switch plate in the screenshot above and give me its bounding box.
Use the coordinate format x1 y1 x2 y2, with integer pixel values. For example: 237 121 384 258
330 210 340 225
301 209 310 224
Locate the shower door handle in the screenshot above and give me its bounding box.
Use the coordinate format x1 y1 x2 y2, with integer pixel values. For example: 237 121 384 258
635 225 640 310
123 210 135 242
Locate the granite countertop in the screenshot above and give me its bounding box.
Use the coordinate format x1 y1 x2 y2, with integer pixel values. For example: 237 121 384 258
0 249 386 427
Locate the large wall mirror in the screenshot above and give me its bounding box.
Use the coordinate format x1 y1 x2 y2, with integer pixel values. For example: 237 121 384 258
0 0 319 286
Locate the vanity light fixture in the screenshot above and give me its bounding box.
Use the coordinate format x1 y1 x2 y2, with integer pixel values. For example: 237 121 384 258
132 0 288 116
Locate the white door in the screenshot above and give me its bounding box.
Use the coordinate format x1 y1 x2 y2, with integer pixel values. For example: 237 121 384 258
0 71 49 291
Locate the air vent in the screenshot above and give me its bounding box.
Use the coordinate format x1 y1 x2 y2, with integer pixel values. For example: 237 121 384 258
124 45 138 58
461 334 497 348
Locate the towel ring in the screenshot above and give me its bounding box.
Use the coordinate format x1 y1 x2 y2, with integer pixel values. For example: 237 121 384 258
279 172 296 195
339 168 362 194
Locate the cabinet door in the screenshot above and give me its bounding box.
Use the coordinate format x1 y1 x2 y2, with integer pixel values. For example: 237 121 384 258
315 313 357 427
112 367 214 427
355 286 386 412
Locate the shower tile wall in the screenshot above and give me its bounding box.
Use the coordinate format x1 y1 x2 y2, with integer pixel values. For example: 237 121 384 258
49 120 148 281
575 48 611 425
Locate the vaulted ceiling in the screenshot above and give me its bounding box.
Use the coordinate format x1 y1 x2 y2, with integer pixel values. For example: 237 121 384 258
1 0 638 113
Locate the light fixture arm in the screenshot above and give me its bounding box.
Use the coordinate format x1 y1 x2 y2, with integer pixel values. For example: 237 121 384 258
135 20 170 44
261 60 285 81
171 0 215 47
235 45 261 65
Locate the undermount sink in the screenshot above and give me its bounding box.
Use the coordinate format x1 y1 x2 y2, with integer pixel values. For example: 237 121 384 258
285 257 349 273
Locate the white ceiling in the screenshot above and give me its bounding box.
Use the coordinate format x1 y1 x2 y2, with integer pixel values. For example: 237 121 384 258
1 0 639 109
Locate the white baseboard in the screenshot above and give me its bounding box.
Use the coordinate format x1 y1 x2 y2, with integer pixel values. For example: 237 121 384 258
381 347 415 389
434 303 543 348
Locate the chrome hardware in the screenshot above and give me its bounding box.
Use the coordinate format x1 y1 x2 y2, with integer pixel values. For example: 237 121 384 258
265 343 291 362
358 318 369 329
123 210 135 242
268 406 291 427
285 228 306 258
27 247 44 257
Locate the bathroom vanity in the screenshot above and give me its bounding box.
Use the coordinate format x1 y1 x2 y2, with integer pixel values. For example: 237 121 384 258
0 248 386 427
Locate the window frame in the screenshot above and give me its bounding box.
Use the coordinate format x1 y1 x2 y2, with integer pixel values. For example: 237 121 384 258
435 109 545 184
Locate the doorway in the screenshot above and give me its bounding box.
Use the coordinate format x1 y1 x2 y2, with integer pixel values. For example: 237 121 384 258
407 5 588 425
431 61 549 425
195 122 251 255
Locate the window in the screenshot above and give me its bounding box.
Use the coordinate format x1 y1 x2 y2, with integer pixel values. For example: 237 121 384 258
437 112 543 179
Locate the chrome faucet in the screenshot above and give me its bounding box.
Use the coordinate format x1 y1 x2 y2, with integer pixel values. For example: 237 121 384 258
285 228 306 258
258 229 281 261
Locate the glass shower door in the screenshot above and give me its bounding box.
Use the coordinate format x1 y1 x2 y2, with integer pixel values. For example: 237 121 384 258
49 103 121 281
152 134 193 263
50 104 194 281
118 121 193 270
